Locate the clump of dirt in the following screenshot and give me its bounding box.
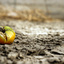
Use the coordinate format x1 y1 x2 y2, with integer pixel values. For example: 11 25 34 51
0 20 64 64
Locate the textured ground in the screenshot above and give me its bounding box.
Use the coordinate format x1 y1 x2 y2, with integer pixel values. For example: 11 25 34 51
0 20 64 64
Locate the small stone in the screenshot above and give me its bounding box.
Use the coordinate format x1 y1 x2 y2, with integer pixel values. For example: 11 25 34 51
51 49 64 55
61 57 64 63
40 59 49 64
34 56 44 59
19 53 24 58
47 57 60 63
14 39 19 43
17 61 24 64
5 45 9 47
7 60 13 64
0 56 6 62
55 32 60 36
24 59 32 64
8 52 18 59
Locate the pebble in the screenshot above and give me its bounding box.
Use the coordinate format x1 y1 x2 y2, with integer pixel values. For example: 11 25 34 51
19 53 24 58
34 56 44 59
17 61 24 64
47 57 60 62
8 52 18 59
7 60 13 64
0 56 6 62
40 59 49 64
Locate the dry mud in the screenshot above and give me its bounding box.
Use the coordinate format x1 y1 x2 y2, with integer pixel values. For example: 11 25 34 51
0 20 64 64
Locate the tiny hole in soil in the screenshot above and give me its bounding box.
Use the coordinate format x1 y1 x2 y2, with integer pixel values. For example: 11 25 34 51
50 61 60 64
51 51 64 55
27 51 36 55
38 53 45 56
47 49 51 51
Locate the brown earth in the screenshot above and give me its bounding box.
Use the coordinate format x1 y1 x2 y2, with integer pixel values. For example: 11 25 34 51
0 20 64 64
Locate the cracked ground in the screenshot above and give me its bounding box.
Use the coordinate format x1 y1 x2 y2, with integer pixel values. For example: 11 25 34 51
0 20 64 64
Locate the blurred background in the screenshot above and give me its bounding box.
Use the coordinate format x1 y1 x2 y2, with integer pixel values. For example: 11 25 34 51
0 0 64 21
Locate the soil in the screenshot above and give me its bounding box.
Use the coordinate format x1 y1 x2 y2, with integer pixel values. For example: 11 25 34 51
0 20 64 64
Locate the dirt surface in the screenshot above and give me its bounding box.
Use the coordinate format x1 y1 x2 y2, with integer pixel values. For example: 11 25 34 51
0 20 64 64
